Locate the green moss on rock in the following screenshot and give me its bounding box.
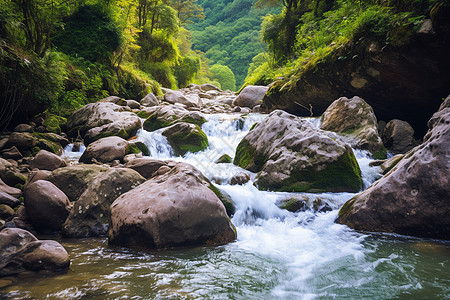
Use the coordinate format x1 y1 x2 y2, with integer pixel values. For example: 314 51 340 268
216 154 232 164
163 124 209 156
260 150 362 193
43 115 67 135
233 139 257 170
209 184 235 217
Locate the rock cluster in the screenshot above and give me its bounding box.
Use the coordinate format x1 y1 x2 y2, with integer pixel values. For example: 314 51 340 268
338 97 450 239
234 110 362 193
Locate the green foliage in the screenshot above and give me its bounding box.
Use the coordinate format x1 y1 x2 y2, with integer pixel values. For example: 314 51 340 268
173 56 201 87
188 0 281 87
210 64 236 91
52 4 122 63
246 0 438 86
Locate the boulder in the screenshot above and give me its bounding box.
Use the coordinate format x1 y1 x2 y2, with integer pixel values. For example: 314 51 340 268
0 179 21 198
100 96 122 104
79 136 129 164
14 124 33 133
125 158 168 179
232 85 268 109
24 180 71 231
142 105 206 131
162 122 209 156
125 100 140 109
140 93 159 107
0 228 70 276
216 154 232 164
337 103 450 240
33 132 69 155
0 204 14 220
164 89 202 108
382 119 417 154
262 12 450 138
108 162 236 249
278 195 332 213
0 146 22 160
320 96 386 158
0 191 20 208
24 170 52 190
234 110 362 193
230 173 250 185
200 83 222 92
49 164 108 202
30 150 66 171
1 170 26 187
5 132 39 151
66 102 141 145
62 168 145 238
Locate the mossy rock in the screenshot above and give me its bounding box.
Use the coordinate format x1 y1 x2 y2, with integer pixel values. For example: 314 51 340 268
143 111 206 132
143 114 179 132
209 184 235 217
279 197 308 212
43 115 67 135
1 170 27 187
162 123 209 156
233 139 265 172
256 149 362 193
271 150 361 193
32 132 69 155
216 154 232 164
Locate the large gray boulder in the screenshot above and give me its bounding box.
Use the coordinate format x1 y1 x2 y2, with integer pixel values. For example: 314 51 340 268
30 150 66 171
382 119 417 154
140 93 159 107
164 89 202 108
79 136 130 164
338 102 450 240
62 168 145 238
49 164 108 202
320 96 386 159
66 102 141 145
234 110 362 193
141 105 206 131
0 228 70 276
108 162 236 249
24 180 71 231
232 85 268 109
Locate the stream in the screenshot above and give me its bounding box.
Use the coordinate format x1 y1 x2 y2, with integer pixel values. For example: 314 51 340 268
1 113 449 299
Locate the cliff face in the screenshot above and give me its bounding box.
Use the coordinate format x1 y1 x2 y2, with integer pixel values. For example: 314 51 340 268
263 5 450 137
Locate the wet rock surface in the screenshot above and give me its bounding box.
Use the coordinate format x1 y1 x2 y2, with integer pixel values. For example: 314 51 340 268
320 96 386 158
338 103 450 240
62 168 145 238
0 228 70 276
108 161 236 249
234 110 362 193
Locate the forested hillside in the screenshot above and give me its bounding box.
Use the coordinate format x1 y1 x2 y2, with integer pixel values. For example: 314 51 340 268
0 0 223 130
188 0 281 88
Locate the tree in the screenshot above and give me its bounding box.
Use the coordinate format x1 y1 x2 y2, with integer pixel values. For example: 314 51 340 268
52 5 122 63
169 0 205 24
210 64 236 91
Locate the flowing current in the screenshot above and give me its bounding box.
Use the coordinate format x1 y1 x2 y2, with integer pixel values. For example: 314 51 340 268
2 113 449 299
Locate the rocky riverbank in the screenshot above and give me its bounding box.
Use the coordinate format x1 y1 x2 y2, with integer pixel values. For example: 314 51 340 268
0 83 448 284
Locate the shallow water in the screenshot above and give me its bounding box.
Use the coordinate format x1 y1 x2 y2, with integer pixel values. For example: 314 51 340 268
2 113 449 299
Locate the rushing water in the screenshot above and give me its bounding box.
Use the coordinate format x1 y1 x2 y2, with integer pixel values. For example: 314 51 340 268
1 113 449 299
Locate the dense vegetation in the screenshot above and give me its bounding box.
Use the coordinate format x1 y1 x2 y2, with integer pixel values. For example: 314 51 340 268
188 0 281 88
244 0 441 87
0 0 232 130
